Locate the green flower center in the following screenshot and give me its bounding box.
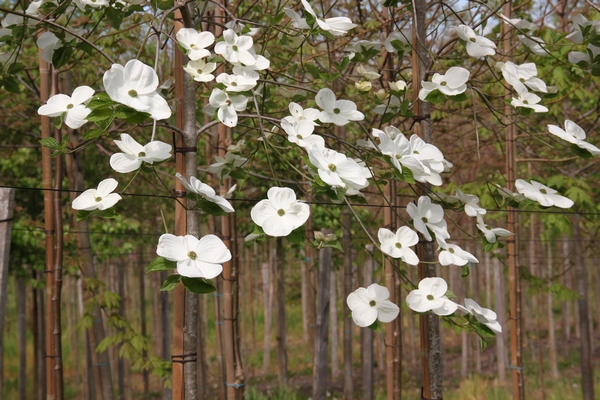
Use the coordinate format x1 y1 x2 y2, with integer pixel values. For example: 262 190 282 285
520 77 525 82
395 242 402 248
231 81 238 86
333 108 341 114
523 100 529 105
369 300 376 307
226 99 231 106
427 294 434 301
328 163 337 172
395 154 402 159
422 217 428 223
94 196 102 202
138 151 146 157
187 251 197 260
449 248 455 254
277 209 285 216
232 45 239 51
540 188 547 194
469 37 476 42
413 150 419 154
66 103 74 110
197 69 203 74
190 44 198 49
440 81 447 86
296 134 303 139
128 89 138 98
484 224 490 230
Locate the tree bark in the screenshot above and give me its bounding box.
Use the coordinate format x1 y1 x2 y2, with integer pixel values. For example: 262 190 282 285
313 237 331 400
329 270 339 379
493 255 507 381
262 257 272 374
572 214 595 400
361 247 374 400
276 238 288 387
17 276 26 400
0 187 14 397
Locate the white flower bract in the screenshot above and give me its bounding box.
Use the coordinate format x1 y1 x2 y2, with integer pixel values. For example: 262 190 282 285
515 179 574 209
378 226 419 265
103 59 171 120
71 178 122 211
176 173 235 213
38 86 94 129
406 277 458 316
315 88 364 126
463 298 502 333
346 283 400 327
110 133 172 173
418 67 470 101
455 25 496 58
547 120 600 155
250 187 310 237
438 243 479 266
156 233 231 279
176 28 214 61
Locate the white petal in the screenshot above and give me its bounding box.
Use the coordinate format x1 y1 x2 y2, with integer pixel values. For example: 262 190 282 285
157 234 188 262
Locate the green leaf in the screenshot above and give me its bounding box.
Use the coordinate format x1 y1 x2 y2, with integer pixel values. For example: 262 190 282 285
86 108 114 122
40 137 62 150
460 264 470 278
368 319 382 332
106 6 124 29
181 277 216 294
87 93 115 110
160 275 182 291
569 143 594 159
195 198 227 216
423 89 445 105
76 210 94 221
7 62 25 74
3 76 20 93
82 129 105 140
286 227 305 246
448 92 468 102
97 208 118 219
52 46 73 69
147 256 177 273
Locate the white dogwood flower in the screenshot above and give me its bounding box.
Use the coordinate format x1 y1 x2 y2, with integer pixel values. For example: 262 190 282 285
214 29 256 66
346 283 400 327
72 178 122 211
216 72 257 92
406 196 450 244
455 25 496 58
176 28 214 60
378 227 419 265
251 186 310 237
307 144 369 191
476 215 513 243
418 67 470 100
511 91 548 113
515 179 574 209
38 86 94 129
501 61 547 94
183 59 217 82
110 133 172 173
281 119 324 148
455 188 486 217
438 243 479 266
206 88 248 127
547 120 600 155
176 173 234 213
406 277 458 316
103 59 171 120
300 0 356 35
283 102 320 125
156 234 231 279
315 88 364 126
462 298 502 333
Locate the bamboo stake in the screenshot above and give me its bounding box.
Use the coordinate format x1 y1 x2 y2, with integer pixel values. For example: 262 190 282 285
501 3 524 398
0 187 14 397
38 34 56 400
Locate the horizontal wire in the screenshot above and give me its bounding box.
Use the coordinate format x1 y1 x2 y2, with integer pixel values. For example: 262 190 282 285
2 184 598 215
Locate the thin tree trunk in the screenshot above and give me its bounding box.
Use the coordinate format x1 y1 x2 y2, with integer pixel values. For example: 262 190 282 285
562 239 571 343
66 131 114 400
34 269 47 400
137 247 150 396
494 255 507 381
313 238 331 400
275 238 288 387
77 277 92 400
0 187 14 397
361 247 374 400
117 261 125 400
572 215 595 400
262 258 272 374
502 2 524 397
546 245 558 378
304 214 316 355
17 276 26 400
329 270 339 380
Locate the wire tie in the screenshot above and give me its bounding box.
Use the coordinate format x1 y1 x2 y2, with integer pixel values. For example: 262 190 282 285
509 364 523 371
0 218 13 223
226 382 244 388
174 146 198 153
173 190 187 198
93 362 110 367
93 318 102 322
215 321 224 325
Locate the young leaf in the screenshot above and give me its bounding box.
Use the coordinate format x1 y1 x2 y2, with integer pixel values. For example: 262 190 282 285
147 256 177 273
181 277 216 294
160 274 182 291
